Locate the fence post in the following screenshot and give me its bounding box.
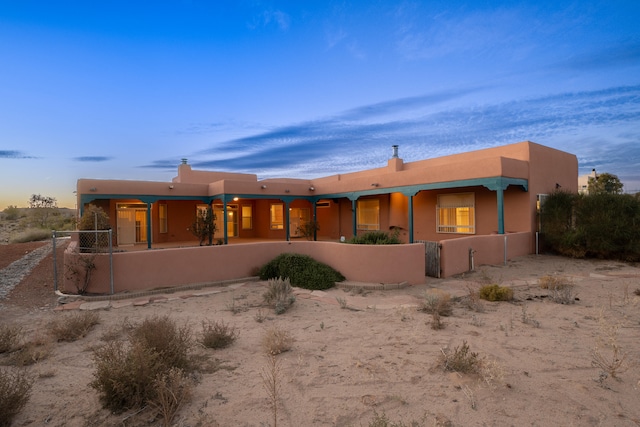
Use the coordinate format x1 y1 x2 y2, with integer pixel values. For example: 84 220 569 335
52 231 58 292
504 235 508 266
109 229 114 295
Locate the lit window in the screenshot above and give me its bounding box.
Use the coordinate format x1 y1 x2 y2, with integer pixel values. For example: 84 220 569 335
357 199 380 231
242 205 252 230
159 204 168 233
437 193 475 234
270 204 284 229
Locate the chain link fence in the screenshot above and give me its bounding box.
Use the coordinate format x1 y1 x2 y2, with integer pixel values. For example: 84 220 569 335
53 230 114 295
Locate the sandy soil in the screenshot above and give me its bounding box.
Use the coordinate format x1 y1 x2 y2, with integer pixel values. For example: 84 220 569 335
1 243 639 427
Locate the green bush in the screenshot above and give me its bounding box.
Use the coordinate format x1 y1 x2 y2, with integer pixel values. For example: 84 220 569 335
541 191 640 261
346 230 402 244
479 284 513 301
258 253 345 290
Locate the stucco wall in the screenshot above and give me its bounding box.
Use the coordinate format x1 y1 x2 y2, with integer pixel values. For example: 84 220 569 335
439 231 532 277
65 241 426 294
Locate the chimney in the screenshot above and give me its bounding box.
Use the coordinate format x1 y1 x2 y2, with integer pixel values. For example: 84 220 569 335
388 145 403 171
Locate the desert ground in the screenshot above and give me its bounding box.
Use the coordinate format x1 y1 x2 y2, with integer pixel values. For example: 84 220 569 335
1 240 639 427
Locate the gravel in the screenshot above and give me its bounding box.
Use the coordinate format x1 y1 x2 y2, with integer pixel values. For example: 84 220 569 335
0 240 61 299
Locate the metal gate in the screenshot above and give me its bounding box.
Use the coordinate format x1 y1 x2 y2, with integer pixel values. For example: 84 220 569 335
417 240 440 278
52 230 114 295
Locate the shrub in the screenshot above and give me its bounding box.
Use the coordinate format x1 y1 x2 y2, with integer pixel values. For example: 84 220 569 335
130 315 192 371
541 191 640 261
5 334 51 366
49 311 100 342
263 277 296 314
2 205 20 221
198 320 238 349
421 289 452 316
0 368 33 427
539 275 577 304
10 228 51 243
91 315 193 412
149 367 192 427
262 326 294 355
0 324 23 354
92 339 163 411
538 275 569 289
478 284 513 302
258 253 345 290
346 230 402 245
440 341 480 374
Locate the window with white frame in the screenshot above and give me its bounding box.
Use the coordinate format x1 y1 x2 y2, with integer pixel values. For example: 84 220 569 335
270 203 284 230
437 193 475 234
357 199 380 230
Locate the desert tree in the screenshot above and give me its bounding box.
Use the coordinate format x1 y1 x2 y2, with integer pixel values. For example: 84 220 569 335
588 172 624 195
28 194 58 228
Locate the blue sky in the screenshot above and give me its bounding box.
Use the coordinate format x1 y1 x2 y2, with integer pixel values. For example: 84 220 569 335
1 1 639 208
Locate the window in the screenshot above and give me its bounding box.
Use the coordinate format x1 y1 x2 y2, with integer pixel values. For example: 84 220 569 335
242 205 252 230
270 204 284 230
437 193 475 234
357 199 380 230
159 204 168 233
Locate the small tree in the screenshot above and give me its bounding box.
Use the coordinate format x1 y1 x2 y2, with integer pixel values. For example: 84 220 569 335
192 206 216 246
588 172 623 195
28 194 58 228
78 205 111 250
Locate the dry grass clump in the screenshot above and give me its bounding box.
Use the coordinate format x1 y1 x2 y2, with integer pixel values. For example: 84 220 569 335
634 288 640 296
591 314 629 380
421 289 453 316
149 367 193 427
198 320 239 349
49 311 100 342
3 333 52 367
130 315 192 371
263 277 296 315
262 326 294 355
440 341 480 374
464 285 484 312
91 315 194 414
261 355 282 427
539 275 577 304
421 289 453 330
478 284 513 302
0 368 33 427
0 324 23 354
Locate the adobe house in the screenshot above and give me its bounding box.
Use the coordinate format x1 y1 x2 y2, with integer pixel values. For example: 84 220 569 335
72 141 577 291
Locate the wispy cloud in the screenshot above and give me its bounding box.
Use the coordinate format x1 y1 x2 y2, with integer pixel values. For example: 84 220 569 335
73 156 113 162
249 9 291 31
142 85 640 184
558 41 640 71
0 150 34 159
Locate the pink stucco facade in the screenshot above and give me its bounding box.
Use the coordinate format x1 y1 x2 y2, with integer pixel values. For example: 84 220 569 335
70 141 578 293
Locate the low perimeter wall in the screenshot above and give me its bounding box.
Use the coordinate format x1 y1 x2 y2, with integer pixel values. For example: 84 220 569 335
439 232 532 277
64 241 426 294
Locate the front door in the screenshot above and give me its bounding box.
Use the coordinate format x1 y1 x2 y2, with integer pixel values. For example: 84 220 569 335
289 208 310 237
213 204 238 238
117 204 148 245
